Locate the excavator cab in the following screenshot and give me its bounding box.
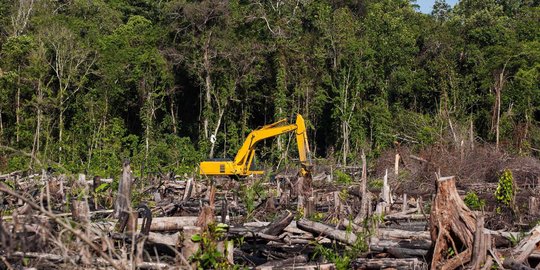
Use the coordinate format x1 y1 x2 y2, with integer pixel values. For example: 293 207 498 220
199 114 312 178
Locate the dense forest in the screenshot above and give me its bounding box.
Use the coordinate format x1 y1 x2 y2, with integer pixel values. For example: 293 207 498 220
0 0 539 177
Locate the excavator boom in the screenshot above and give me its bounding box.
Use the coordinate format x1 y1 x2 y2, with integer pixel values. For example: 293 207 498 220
199 114 312 177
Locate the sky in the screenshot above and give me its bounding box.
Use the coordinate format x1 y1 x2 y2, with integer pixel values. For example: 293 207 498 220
416 0 460 14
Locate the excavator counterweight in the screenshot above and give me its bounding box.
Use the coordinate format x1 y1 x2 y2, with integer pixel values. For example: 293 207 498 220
199 114 312 177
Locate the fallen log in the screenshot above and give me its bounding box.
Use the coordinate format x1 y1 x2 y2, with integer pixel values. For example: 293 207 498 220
229 211 294 242
370 238 431 250
1 210 114 221
89 216 199 233
385 212 426 221
342 219 431 241
7 251 172 269
259 210 294 236
243 221 309 235
255 254 308 269
386 247 428 258
378 228 430 241
352 258 428 270
297 218 357 245
110 231 180 247
258 263 336 270
228 227 284 242
369 238 430 257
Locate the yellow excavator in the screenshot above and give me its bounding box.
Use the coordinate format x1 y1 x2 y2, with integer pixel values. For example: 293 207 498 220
199 114 312 178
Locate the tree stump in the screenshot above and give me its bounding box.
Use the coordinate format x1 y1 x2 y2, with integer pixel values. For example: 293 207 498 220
114 160 132 218
182 226 202 268
430 176 477 270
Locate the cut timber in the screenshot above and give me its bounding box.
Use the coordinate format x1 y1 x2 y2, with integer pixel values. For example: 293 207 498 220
430 176 477 270
370 238 432 250
297 218 357 245
352 258 428 270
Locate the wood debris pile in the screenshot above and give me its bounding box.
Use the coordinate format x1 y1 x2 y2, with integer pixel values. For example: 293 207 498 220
1 159 540 269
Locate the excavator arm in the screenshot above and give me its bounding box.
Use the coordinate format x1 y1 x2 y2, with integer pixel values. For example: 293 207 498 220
199 114 312 177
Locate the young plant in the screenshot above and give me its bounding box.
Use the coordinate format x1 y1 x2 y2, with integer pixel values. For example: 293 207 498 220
495 169 516 209
190 223 239 270
463 191 485 210
241 178 266 218
313 230 368 270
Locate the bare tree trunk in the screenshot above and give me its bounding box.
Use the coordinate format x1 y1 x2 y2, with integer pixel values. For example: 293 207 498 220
16 71 20 143
11 0 34 36
339 68 357 167
304 86 309 120
394 153 400 177
0 108 3 141
209 104 226 158
31 82 42 167
144 98 150 163
47 25 96 162
342 121 349 166
144 88 156 164
469 118 474 151
276 107 286 164
492 62 509 151
495 82 501 151
169 91 177 134
86 114 102 172
202 33 213 140
59 100 64 162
